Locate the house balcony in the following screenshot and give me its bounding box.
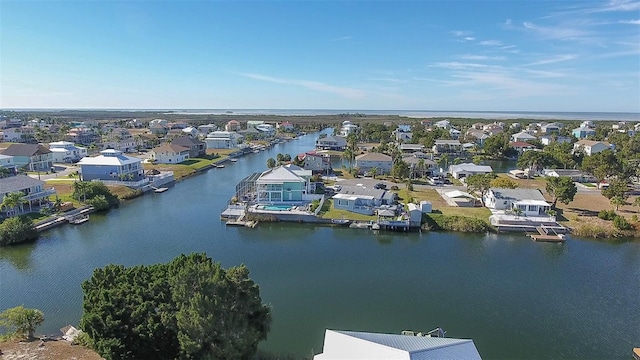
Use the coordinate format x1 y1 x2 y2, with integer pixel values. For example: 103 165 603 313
25 188 56 201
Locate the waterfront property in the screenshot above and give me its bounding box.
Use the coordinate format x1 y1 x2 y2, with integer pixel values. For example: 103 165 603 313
205 131 241 149
0 175 56 215
572 139 613 156
483 188 564 231
298 151 332 174
149 143 190 164
432 139 461 154
255 164 313 203
1 143 53 171
313 329 481 360
78 149 145 183
511 130 537 143
172 136 207 157
316 136 347 151
332 185 395 215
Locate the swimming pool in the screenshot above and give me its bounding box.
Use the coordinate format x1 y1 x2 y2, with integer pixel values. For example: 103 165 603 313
259 204 293 211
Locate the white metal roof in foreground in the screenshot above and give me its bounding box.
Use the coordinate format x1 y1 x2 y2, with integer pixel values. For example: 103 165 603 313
314 330 482 360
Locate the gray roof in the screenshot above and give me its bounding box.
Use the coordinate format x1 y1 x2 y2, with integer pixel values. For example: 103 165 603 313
356 152 392 162
332 330 481 359
0 175 45 193
491 188 547 202
316 136 347 146
2 144 51 157
172 136 205 146
338 185 386 198
434 139 461 145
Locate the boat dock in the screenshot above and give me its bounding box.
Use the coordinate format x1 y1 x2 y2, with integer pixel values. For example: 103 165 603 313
528 225 566 242
153 187 168 193
35 206 95 232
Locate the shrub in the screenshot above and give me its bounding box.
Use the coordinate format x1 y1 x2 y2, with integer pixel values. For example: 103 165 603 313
613 215 632 230
597 210 617 221
425 214 493 233
87 195 110 211
0 217 38 246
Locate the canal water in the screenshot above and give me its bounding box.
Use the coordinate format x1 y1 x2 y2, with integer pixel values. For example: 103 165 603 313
1 132 639 359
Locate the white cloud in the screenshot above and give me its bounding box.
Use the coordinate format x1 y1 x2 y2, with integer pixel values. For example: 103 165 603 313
522 21 592 40
619 19 640 24
464 36 476 41
332 36 352 41
479 40 503 46
451 30 472 37
459 54 507 61
430 62 494 69
599 0 640 12
235 72 365 99
525 54 578 66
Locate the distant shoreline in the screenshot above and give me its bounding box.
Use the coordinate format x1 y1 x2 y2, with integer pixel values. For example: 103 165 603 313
2 108 639 121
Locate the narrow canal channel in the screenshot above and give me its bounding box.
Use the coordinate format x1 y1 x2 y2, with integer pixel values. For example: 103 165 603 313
1 131 639 359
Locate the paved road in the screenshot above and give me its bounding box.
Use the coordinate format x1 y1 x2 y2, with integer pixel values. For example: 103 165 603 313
28 164 79 181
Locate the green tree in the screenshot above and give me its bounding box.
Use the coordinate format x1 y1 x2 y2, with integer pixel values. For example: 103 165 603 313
266 158 276 169
465 173 495 205
482 133 511 158
341 148 355 169
80 253 271 360
517 150 545 172
490 177 519 189
391 160 410 180
369 167 378 179
0 217 38 246
602 178 629 210
0 305 44 339
581 149 623 183
1 192 27 217
545 176 578 208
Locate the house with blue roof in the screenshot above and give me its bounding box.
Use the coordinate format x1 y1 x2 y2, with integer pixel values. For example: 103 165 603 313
77 149 144 182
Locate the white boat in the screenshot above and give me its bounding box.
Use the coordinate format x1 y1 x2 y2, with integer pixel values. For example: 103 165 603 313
154 187 168 193
216 164 225 168
68 214 89 225
230 158 238 162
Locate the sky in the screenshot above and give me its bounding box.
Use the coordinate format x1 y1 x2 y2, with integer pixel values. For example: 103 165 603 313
1 0 639 112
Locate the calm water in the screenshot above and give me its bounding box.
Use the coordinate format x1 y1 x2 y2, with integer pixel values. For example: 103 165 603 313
1 133 639 359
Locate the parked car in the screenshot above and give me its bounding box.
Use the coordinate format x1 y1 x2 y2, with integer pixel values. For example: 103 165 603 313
374 183 386 190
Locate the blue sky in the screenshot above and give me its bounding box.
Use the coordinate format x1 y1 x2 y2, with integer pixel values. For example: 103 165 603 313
1 1 639 112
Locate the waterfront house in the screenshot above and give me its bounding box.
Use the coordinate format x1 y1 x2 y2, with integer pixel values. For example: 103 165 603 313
150 143 190 164
540 135 572 146
332 185 395 215
298 152 331 174
449 163 493 179
571 126 596 139
0 175 56 215
277 121 295 131
573 140 612 156
78 149 145 182
313 329 482 360
402 155 436 177
238 126 264 140
205 131 240 149
511 131 537 143
172 136 206 157
465 129 489 145
354 153 393 175
316 136 347 151
1 144 53 171
255 164 312 203
255 123 276 136
247 120 265 128
339 121 358 137
483 188 550 216
48 141 88 163
432 139 462 154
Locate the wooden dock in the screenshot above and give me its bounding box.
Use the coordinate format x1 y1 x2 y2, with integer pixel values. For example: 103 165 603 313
528 226 566 242
633 348 640 360
225 220 258 228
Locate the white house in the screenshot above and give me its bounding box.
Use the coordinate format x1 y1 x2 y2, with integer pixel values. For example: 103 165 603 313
449 163 493 179
511 131 537 143
332 185 395 215
339 121 358 137
150 143 190 164
483 188 550 216
298 152 331 174
432 139 462 154
573 140 612 156
48 141 88 163
354 153 393 175
205 131 240 149
0 175 56 215
255 165 312 203
435 120 451 129
313 329 481 360
0 154 16 173
540 135 571 146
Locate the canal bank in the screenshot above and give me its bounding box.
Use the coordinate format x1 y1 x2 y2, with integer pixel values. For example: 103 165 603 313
1 131 639 359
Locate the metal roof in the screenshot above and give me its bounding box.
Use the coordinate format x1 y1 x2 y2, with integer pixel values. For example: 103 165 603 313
0 175 45 194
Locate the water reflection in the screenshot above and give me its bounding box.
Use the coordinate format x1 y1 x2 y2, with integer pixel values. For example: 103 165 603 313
0 243 35 271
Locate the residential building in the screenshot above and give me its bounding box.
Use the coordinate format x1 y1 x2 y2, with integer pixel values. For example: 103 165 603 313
394 130 412 142
48 141 88 163
150 143 190 164
3 127 30 143
399 144 424 153
1 144 53 171
78 149 144 182
238 126 264 139
543 169 596 183
402 154 436 177
510 141 536 154
572 126 596 139
255 165 312 203
449 128 461 139
197 124 218 135
67 127 99 145
435 120 451 129
224 120 241 132
316 136 347 151
466 129 489 145
298 152 331 174
205 131 240 149
313 329 481 360
332 185 395 215
483 123 503 136
397 124 411 132
483 188 550 216
0 154 17 174
540 135 572 146
247 120 265 129
573 140 613 156
172 136 207 157
181 126 199 138
339 121 358 137
277 121 295 131
354 153 393 175
432 139 461 154
102 128 139 153
540 123 561 134
255 123 275 136
149 121 169 135
511 131 537 143
0 175 56 215
449 163 493 179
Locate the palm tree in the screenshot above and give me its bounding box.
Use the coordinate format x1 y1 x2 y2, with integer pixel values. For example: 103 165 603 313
369 167 378 179
417 159 426 178
1 192 27 217
341 148 354 169
73 181 89 202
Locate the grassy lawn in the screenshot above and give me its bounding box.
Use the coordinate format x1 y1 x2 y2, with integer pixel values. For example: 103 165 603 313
319 199 376 221
395 186 492 220
144 156 222 179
